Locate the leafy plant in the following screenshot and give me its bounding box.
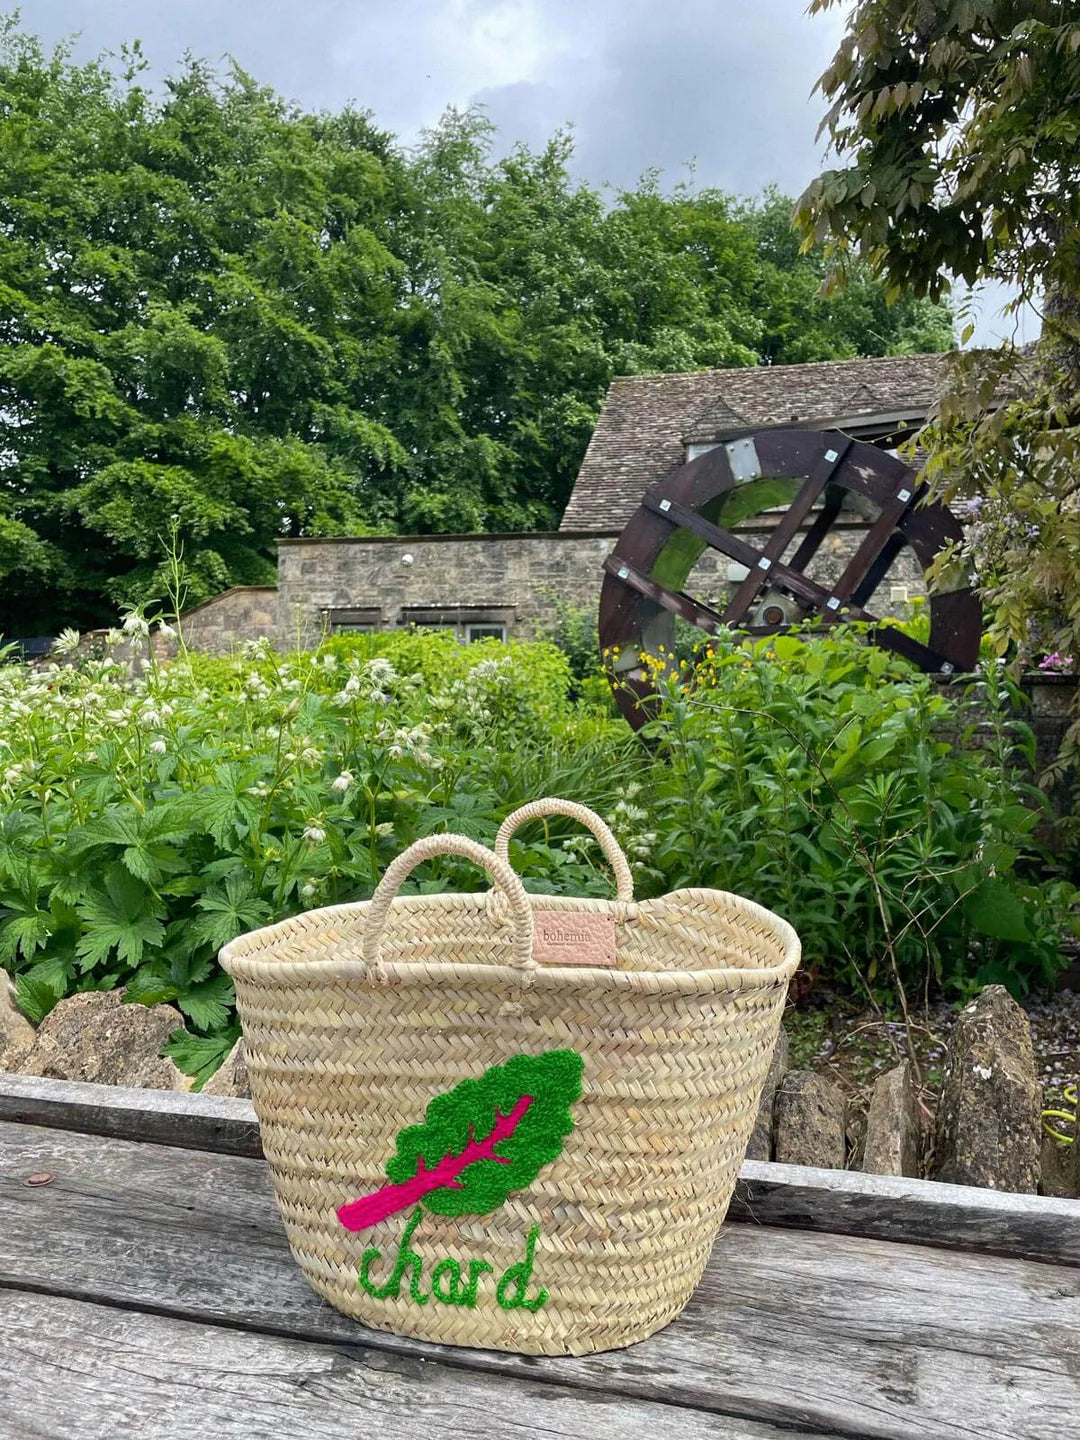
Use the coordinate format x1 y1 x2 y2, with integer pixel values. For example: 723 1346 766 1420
628 627 1077 1032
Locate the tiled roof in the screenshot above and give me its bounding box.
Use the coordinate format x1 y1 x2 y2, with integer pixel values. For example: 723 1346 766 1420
561 353 953 532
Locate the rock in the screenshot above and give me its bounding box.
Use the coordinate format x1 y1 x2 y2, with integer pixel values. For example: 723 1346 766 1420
19 990 193 1091
744 1026 789 1161
0 972 36 1071
774 1071 847 1169
202 1039 250 1098
934 985 1041 1193
862 1061 921 1176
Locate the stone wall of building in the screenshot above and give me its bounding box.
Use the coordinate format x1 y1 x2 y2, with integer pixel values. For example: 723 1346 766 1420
177 587 279 654
276 532 620 648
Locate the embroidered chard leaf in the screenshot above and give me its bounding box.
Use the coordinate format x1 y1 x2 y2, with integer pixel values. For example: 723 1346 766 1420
338 1049 583 1232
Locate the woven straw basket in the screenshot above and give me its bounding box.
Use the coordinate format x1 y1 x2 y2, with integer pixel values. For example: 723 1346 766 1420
221 797 800 1356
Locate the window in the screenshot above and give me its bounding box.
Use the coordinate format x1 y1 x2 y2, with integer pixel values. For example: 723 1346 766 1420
465 623 507 644
399 607 515 642
324 607 382 633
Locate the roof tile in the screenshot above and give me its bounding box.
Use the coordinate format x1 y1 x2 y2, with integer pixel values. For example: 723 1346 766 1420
561 353 952 532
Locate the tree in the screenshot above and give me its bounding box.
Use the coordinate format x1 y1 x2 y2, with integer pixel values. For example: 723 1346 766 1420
798 1 1080 779
0 26 411 634
0 18 953 636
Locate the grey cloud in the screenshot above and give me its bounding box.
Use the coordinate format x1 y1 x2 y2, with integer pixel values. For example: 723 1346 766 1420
31 0 842 193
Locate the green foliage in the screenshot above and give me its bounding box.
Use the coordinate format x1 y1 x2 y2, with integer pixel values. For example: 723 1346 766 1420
632 627 1077 1004
799 1 1080 800
918 349 1080 787
797 1 1080 309
0 632 637 1073
0 18 952 636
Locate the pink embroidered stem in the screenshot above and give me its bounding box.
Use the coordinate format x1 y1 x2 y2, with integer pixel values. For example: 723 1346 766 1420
337 1094 534 1232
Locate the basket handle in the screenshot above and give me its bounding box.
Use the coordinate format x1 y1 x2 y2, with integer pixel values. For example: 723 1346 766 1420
494 798 635 902
363 834 535 982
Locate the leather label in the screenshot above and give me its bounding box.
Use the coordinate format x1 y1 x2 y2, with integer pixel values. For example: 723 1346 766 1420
531 911 618 968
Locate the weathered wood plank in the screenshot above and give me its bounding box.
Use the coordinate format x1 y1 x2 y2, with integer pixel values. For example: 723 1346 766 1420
4 1074 1078 1266
1 1120 1076 1440
731 1159 1080 1267
0 1072 262 1156
1 1289 812 1440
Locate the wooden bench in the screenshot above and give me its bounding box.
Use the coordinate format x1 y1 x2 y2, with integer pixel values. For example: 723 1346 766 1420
1 1073 1077 1439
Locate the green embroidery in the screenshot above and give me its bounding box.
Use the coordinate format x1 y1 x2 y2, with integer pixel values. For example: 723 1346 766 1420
495 1224 547 1313
345 1048 580 1319
463 1258 495 1306
358 1207 428 1305
356 1209 547 1313
338 1049 584 1233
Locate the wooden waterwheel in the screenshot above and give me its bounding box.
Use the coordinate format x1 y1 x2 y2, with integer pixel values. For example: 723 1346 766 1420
598 427 981 729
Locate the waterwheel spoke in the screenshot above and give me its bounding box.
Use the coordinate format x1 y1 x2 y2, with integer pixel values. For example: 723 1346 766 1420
820 482 923 620
601 555 726 636
786 485 845 573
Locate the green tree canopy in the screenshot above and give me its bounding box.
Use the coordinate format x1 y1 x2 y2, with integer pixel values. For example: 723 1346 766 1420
0 18 952 637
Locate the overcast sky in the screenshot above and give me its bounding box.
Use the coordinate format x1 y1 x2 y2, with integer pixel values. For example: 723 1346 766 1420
30 0 1037 347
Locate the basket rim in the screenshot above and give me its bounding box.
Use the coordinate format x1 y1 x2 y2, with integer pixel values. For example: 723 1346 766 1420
220 887 801 993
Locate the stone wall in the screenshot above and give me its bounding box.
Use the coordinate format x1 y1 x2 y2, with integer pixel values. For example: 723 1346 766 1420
177 587 279 655
276 532 620 648
172 518 930 655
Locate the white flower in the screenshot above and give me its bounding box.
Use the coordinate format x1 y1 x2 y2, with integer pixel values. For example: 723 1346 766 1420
140 709 161 728
331 770 354 793
367 657 397 686
156 621 176 639
149 739 167 755
3 765 22 784
301 883 317 899
121 612 150 638
302 823 327 845
52 628 81 655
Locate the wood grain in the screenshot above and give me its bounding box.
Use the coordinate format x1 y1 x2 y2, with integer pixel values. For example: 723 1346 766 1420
731 1159 1080 1267
0 1072 261 1157
1 1120 1077 1440
2 1289 814 1440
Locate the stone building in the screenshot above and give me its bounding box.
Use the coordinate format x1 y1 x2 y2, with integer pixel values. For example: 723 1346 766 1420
178 352 953 653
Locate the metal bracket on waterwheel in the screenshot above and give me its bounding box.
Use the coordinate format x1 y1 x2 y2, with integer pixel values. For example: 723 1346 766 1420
598 427 982 729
